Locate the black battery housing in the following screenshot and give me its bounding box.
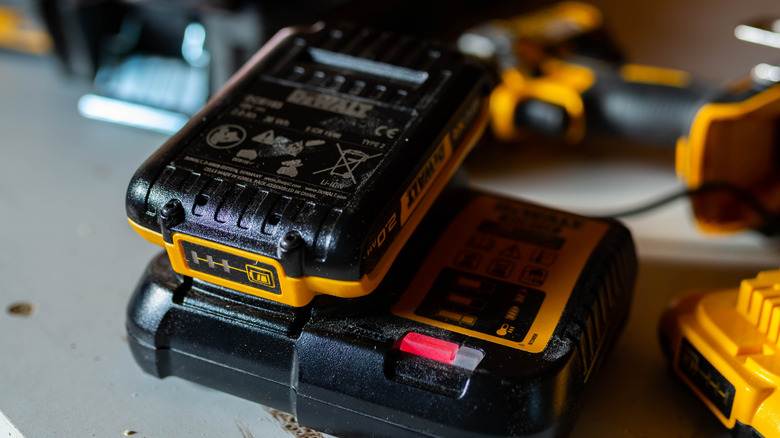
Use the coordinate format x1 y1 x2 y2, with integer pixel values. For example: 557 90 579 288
127 184 637 438
125 22 491 299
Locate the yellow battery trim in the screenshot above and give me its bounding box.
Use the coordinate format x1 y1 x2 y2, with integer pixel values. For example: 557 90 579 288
660 269 780 437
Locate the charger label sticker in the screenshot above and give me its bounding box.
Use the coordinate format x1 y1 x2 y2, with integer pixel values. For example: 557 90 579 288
392 195 609 353
414 268 545 343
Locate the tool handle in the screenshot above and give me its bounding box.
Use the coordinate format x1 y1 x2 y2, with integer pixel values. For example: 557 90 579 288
511 63 717 145
583 71 714 145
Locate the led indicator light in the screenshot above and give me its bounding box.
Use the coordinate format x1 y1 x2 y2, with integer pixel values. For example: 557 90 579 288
399 332 459 363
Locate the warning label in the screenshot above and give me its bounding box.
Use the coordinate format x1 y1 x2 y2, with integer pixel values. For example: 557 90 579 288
392 195 609 353
170 79 414 208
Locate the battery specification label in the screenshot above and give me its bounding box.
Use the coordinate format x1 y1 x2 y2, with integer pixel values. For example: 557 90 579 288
171 79 415 208
392 196 609 353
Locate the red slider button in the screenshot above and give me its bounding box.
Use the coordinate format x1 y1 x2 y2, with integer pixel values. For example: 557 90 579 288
399 332 459 364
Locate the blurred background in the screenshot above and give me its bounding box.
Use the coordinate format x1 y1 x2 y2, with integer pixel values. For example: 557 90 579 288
2 0 780 436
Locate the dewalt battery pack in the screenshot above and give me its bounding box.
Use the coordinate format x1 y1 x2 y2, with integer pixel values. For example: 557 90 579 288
127 183 637 437
126 23 491 307
660 270 780 438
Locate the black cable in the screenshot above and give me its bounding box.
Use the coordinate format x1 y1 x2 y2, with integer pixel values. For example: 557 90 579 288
606 181 780 235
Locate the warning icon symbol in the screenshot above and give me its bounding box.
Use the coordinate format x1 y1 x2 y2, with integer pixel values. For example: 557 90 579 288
206 124 246 149
252 129 275 145
499 244 522 260
277 159 303 177
313 143 381 184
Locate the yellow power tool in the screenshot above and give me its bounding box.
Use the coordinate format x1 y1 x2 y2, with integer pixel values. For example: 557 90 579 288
458 2 780 234
0 5 51 54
